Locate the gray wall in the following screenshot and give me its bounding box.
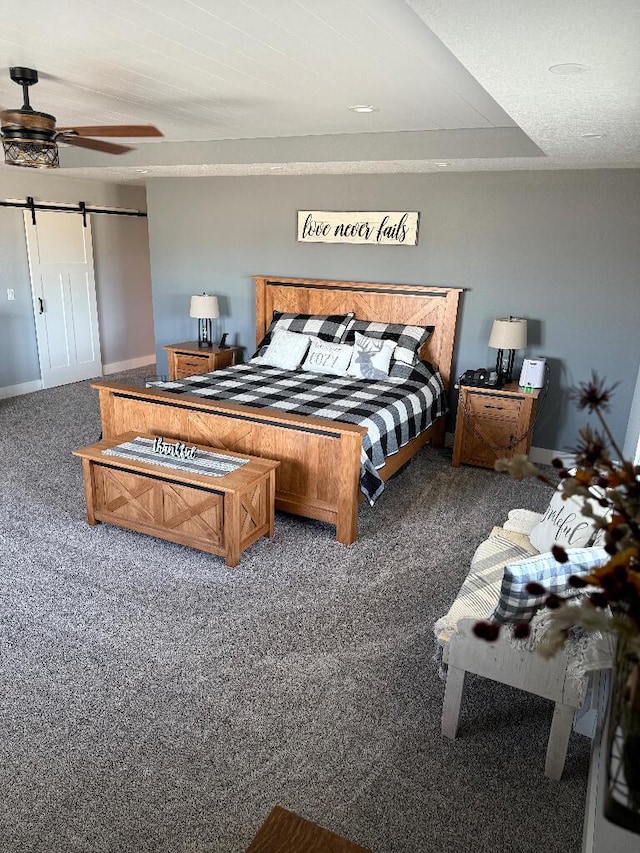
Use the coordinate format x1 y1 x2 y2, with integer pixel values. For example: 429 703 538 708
146 170 640 453
623 360 640 463
0 170 154 390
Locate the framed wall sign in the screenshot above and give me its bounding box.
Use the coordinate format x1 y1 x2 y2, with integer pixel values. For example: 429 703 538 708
297 211 420 246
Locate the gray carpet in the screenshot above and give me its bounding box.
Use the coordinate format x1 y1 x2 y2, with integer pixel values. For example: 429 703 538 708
0 371 589 853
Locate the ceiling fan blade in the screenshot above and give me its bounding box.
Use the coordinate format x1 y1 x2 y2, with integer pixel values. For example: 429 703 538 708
55 124 163 138
58 135 133 155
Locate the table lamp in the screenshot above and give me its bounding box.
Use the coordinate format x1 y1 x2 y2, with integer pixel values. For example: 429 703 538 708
190 293 219 348
488 317 527 385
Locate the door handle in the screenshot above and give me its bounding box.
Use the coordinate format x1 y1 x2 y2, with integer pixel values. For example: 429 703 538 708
38 297 44 314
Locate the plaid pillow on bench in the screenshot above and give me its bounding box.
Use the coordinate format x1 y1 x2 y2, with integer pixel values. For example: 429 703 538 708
492 547 609 624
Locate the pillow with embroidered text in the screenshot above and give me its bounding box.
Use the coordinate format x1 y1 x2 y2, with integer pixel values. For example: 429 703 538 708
528 483 598 553
259 328 311 371
254 311 355 357
302 338 353 377
347 333 396 380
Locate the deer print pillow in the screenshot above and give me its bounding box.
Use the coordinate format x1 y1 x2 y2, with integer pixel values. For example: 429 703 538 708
347 333 397 380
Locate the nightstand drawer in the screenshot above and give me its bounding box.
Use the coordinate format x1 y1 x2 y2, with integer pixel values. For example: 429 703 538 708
175 355 211 378
465 391 523 422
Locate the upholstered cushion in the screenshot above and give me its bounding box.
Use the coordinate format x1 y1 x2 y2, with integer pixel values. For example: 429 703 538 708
433 527 538 643
492 547 609 625
301 338 353 377
254 311 355 357
347 333 396 379
503 508 543 535
529 486 598 552
343 320 433 366
259 328 311 370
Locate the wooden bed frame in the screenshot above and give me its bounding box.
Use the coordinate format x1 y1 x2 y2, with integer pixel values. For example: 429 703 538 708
92 276 462 544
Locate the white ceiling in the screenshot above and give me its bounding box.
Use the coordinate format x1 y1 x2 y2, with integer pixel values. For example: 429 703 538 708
1 0 638 183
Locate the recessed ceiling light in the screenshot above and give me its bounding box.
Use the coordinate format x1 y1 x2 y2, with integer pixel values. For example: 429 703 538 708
548 63 588 75
348 104 378 113
582 133 607 139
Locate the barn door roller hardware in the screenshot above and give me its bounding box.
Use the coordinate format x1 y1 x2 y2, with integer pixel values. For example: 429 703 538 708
0 196 147 225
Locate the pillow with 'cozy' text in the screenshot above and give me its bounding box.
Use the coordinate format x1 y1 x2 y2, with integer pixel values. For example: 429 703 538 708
302 338 353 377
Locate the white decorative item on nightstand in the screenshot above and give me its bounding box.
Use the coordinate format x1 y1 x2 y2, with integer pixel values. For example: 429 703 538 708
519 358 546 389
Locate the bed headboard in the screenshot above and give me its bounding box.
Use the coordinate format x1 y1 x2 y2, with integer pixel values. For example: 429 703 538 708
254 275 463 390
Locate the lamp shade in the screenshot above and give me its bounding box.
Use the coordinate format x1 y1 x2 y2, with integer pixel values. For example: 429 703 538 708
190 294 219 320
488 317 527 350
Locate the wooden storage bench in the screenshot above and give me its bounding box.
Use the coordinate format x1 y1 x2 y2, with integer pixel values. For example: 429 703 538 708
73 432 279 567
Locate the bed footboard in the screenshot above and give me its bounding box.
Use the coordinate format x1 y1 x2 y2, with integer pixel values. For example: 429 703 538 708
93 381 366 544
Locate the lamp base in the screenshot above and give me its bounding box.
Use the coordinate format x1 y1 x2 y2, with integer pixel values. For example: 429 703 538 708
495 348 515 386
197 318 213 348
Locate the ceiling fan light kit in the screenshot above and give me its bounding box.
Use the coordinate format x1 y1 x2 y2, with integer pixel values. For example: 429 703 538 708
2 136 60 169
1 66 162 169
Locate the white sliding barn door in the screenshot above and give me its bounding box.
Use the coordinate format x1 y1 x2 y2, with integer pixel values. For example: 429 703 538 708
24 210 102 389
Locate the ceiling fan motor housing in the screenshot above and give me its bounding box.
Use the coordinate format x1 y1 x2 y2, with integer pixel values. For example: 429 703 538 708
1 109 57 139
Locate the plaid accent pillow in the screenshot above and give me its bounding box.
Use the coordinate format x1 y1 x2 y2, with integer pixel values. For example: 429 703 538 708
343 320 433 366
492 547 608 624
254 311 355 357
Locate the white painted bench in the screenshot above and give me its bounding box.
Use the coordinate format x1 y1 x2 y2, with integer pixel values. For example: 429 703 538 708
434 517 612 780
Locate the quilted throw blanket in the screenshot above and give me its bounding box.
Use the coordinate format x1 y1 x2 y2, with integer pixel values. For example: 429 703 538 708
152 361 446 504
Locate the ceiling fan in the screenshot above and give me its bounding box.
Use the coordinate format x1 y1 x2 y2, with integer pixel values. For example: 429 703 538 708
1 67 163 168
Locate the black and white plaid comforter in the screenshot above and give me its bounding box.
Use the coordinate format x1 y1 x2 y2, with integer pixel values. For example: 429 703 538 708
152 361 446 504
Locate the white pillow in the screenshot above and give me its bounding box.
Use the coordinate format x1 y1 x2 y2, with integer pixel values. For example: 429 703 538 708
529 486 598 553
302 338 353 377
260 328 311 371
347 332 396 380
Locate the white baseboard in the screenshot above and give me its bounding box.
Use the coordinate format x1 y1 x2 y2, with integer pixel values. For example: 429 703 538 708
0 356 155 400
103 354 156 374
0 379 44 400
529 446 575 466
529 446 557 465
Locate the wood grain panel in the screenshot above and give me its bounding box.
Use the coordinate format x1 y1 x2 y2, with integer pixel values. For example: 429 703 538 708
246 805 371 853
94 465 225 548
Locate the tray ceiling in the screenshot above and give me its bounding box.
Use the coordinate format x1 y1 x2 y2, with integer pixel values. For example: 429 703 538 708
1 0 637 182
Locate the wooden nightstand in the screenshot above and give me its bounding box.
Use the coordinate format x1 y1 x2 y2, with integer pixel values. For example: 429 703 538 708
164 341 241 380
452 382 540 469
